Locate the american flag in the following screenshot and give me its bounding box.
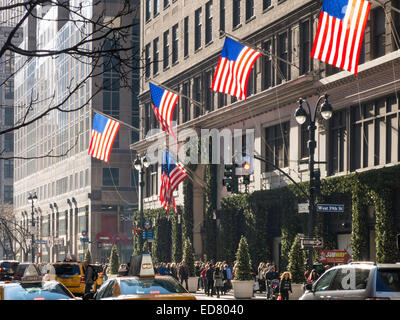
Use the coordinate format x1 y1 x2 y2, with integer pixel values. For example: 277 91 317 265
211 37 261 100
88 113 120 162
311 0 371 75
150 83 178 137
159 151 188 212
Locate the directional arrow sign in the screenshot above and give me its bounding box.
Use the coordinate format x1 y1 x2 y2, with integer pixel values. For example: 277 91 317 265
300 237 323 249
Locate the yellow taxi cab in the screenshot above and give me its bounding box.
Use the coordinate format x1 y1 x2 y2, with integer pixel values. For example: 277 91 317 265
0 264 79 300
93 254 196 300
50 261 103 296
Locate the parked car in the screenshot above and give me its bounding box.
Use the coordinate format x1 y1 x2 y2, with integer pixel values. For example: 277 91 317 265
0 260 19 281
300 262 400 300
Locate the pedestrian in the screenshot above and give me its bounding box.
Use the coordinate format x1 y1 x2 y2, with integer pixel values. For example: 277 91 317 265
224 263 232 291
170 263 178 280
213 267 223 298
201 264 208 294
265 265 280 299
178 260 190 290
257 262 265 293
279 271 293 301
195 261 202 290
83 260 96 300
206 264 215 297
307 269 319 284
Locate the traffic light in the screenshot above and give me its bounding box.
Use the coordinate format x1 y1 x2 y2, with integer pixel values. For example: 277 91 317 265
223 164 238 193
242 161 251 185
314 168 321 195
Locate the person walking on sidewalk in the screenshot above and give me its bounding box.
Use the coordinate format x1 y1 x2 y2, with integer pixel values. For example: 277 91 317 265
206 264 215 297
213 267 224 298
279 272 293 301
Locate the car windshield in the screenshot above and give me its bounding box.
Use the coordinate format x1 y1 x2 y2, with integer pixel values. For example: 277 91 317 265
1 262 18 270
376 269 400 292
120 278 187 295
54 264 80 276
4 282 75 300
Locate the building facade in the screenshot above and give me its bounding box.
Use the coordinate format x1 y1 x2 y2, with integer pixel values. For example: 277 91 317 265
13 1 141 263
133 0 400 264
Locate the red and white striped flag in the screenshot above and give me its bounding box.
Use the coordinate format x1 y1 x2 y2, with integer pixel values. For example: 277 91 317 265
311 0 371 75
88 113 120 162
211 37 261 100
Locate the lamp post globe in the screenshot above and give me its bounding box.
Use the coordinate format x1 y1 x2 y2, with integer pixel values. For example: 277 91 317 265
295 101 308 125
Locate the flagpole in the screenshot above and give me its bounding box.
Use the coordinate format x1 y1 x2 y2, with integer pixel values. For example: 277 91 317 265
150 80 204 107
92 108 140 132
220 30 301 70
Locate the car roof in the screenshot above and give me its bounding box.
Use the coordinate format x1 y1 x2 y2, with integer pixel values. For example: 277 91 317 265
376 264 400 268
0 260 19 263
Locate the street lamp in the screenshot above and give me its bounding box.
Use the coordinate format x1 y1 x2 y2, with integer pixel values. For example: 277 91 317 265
27 192 38 263
133 155 150 254
294 94 332 271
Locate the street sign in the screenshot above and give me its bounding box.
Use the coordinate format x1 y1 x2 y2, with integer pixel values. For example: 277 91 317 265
300 237 323 249
317 204 344 213
319 250 351 264
35 240 47 245
80 238 89 243
298 203 309 213
144 220 152 230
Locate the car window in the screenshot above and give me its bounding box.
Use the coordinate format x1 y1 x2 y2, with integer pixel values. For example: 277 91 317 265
376 269 400 292
119 278 187 295
1 262 19 270
54 264 81 276
4 282 74 300
329 268 370 290
95 280 115 299
314 269 337 292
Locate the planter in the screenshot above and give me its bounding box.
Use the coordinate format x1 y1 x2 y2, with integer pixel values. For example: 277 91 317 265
290 283 305 300
231 280 254 299
188 276 198 293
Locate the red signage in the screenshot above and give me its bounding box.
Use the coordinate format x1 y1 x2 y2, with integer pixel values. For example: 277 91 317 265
318 250 351 264
95 232 132 245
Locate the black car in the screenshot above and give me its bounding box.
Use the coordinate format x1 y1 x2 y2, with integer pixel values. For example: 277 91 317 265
0 260 20 281
13 263 41 282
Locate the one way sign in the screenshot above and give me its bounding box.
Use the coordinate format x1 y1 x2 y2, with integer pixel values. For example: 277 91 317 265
300 237 323 249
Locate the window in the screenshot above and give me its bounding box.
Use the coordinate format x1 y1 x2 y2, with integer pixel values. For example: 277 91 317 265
246 68 255 97
277 32 289 84
300 20 310 75
220 0 225 32
329 110 346 175
153 37 159 75
233 0 241 28
145 43 151 78
184 17 189 57
182 82 190 122
245 0 254 21
5 107 13 126
204 70 214 112
164 0 169 9
146 0 152 21
376 269 400 292
314 269 337 292
300 123 308 159
328 268 370 290
172 24 179 64
263 0 271 10
205 1 213 44
154 0 160 16
195 8 202 50
350 95 399 171
131 168 138 187
4 159 13 178
4 185 13 203
102 168 119 186
262 40 274 90
5 133 13 152
163 30 169 69
5 80 13 100
373 7 385 59
265 122 290 172
193 77 202 117
218 92 227 108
